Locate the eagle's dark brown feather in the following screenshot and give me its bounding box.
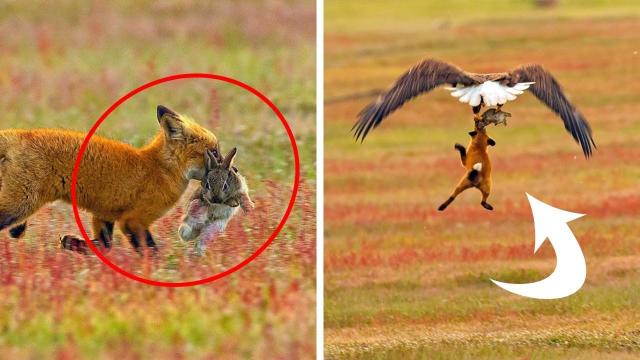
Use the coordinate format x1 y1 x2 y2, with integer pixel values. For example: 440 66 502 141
353 59 477 141
508 64 596 157
353 58 595 158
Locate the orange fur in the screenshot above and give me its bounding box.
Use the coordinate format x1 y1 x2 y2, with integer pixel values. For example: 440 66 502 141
0 105 219 253
438 124 495 211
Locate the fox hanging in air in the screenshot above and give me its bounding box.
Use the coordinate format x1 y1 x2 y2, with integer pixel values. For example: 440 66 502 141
438 125 496 211
0 105 219 254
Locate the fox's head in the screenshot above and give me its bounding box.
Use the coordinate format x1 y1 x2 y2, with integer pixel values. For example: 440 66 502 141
156 105 219 180
468 129 496 148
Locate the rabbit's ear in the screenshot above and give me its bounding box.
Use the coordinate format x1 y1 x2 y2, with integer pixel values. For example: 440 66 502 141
222 147 237 169
204 149 218 170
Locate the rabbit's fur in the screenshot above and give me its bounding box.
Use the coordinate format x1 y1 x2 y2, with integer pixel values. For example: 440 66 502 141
178 147 254 254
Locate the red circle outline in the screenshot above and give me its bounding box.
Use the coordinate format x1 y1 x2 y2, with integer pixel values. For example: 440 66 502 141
71 73 300 287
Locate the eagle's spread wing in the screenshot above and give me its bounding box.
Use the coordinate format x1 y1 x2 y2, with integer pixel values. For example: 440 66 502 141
353 59 477 141
509 64 596 157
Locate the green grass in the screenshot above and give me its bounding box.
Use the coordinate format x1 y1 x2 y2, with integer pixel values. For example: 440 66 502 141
326 0 640 33
325 0 640 358
0 1 315 358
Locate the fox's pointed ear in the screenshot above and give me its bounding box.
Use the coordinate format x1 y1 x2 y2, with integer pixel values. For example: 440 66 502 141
157 105 178 120
222 147 237 169
468 131 477 137
157 105 186 141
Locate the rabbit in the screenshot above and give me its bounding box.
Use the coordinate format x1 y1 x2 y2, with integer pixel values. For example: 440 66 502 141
178 147 254 254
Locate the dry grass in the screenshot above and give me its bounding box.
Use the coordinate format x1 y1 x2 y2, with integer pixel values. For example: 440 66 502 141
324 1 640 358
0 1 315 358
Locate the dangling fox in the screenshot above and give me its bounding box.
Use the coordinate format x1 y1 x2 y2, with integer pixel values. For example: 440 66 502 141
438 125 496 211
0 105 219 254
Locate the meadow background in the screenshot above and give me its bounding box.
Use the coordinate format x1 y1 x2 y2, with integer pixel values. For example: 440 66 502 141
0 1 315 358
324 0 640 359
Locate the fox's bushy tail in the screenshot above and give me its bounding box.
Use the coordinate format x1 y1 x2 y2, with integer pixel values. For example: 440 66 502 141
454 143 466 166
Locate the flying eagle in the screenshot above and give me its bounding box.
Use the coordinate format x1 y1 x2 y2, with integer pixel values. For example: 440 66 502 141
353 58 596 157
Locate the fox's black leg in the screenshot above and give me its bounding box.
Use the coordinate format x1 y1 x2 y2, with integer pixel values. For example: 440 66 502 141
60 235 89 254
479 184 494 211
481 201 494 210
438 197 455 211
9 222 27 238
60 218 114 255
144 230 158 250
124 226 142 253
438 179 473 211
60 235 105 254
97 221 114 249
454 143 466 166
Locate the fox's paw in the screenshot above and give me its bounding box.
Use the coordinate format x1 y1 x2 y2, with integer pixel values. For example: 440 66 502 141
60 235 89 255
9 222 27 239
144 245 159 258
438 197 454 211
481 201 494 211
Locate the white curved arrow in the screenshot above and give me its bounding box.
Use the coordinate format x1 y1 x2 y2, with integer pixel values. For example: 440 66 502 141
491 193 586 299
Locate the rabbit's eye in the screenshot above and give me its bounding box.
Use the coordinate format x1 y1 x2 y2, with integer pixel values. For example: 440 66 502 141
205 181 211 190
223 182 229 192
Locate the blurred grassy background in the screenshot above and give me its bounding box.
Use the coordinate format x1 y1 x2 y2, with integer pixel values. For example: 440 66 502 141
0 1 315 358
324 0 640 359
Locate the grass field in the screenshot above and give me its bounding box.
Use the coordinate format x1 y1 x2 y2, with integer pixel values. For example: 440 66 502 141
0 1 315 358
324 1 640 358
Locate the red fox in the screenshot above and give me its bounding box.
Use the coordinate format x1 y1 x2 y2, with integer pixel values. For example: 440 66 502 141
0 105 219 254
438 125 496 211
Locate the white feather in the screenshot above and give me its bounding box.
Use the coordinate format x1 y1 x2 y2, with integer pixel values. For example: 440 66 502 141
451 87 468 97
504 87 524 95
513 82 534 91
486 90 498 106
459 89 473 103
497 91 507 105
446 81 535 107
469 89 482 107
